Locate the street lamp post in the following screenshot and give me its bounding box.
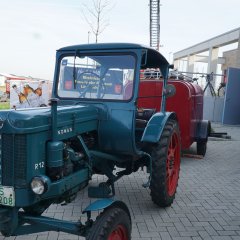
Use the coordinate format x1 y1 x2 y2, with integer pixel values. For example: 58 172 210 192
168 52 173 63
88 31 91 44
87 31 91 66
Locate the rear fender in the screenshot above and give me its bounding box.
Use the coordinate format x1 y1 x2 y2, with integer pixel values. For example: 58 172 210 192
141 112 177 143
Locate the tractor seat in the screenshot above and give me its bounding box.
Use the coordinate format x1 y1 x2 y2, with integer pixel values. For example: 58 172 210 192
136 108 156 129
136 108 156 120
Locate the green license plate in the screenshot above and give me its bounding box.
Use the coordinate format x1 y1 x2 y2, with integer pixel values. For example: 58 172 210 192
0 185 15 207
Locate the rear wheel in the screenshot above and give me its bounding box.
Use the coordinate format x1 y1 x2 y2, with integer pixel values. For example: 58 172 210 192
149 119 181 207
197 141 207 156
86 206 131 240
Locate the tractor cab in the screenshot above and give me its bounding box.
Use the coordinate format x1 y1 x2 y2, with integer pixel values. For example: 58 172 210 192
54 43 172 156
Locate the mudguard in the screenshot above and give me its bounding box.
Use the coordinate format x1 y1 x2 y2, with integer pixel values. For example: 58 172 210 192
83 199 130 219
195 120 211 142
141 112 177 143
83 199 115 213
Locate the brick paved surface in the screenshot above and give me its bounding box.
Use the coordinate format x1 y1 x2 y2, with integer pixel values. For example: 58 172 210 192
1 123 240 240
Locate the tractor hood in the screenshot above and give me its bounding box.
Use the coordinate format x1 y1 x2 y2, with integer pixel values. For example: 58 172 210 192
0 105 99 135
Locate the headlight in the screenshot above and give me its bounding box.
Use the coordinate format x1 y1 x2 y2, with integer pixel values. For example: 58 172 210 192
31 176 50 195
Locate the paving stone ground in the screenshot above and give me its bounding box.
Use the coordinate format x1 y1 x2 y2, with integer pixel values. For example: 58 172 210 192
1 123 240 240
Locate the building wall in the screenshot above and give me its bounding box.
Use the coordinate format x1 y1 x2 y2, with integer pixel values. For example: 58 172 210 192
0 76 6 86
222 49 240 71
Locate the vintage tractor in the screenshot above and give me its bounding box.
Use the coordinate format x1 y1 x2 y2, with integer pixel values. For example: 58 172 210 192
0 43 187 239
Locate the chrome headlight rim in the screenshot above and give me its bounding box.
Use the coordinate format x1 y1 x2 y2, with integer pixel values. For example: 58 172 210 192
30 176 50 195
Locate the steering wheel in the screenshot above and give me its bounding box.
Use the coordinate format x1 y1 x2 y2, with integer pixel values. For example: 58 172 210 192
78 71 105 98
77 71 99 98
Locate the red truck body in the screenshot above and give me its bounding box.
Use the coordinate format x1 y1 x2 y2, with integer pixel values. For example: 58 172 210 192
138 78 207 151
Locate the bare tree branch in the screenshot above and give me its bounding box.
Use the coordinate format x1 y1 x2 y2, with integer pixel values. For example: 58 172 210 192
82 0 115 43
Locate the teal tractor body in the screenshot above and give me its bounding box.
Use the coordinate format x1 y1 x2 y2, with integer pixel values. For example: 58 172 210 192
0 43 180 239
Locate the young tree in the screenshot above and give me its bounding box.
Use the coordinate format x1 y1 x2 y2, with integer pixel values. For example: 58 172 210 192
82 0 114 43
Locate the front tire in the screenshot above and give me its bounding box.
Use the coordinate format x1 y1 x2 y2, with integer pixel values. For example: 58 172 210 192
149 119 181 207
86 206 131 240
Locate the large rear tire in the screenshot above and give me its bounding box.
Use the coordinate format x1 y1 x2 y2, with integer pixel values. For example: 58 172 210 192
86 206 131 240
149 119 181 207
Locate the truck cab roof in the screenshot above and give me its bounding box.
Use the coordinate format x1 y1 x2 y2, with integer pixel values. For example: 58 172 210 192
58 43 169 70
59 42 154 51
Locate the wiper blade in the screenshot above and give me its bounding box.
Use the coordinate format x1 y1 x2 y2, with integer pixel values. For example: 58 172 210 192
73 50 77 89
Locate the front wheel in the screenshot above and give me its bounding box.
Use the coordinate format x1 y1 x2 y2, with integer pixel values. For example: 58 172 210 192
86 206 131 240
149 119 181 207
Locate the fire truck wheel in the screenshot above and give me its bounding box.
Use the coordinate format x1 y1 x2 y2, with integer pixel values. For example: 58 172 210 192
149 119 181 207
197 141 207 156
86 207 131 240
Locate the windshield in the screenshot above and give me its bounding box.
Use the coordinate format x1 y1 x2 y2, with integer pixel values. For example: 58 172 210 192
57 53 135 101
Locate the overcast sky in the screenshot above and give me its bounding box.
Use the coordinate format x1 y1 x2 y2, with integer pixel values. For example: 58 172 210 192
0 0 239 79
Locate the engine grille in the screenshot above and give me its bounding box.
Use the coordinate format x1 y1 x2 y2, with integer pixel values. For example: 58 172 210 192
1 134 27 187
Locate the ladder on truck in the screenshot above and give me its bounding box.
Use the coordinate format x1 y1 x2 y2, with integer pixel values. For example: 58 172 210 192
149 0 160 51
